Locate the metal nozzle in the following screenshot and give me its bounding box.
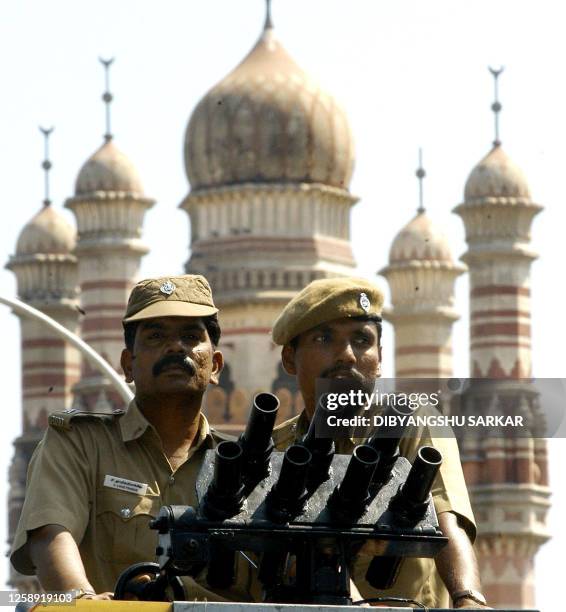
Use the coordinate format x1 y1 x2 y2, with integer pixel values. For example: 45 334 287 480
328 444 379 520
203 440 246 519
266 444 312 522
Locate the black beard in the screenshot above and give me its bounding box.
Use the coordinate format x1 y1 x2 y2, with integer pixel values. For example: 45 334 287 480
152 354 197 377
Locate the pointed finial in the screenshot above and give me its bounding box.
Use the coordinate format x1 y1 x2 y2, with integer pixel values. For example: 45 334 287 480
264 0 273 29
99 57 115 142
489 66 504 147
415 148 426 214
39 126 54 207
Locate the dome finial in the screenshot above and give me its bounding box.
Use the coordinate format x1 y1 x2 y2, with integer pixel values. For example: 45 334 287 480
39 126 54 207
489 65 504 147
99 57 115 142
264 0 273 30
416 148 426 214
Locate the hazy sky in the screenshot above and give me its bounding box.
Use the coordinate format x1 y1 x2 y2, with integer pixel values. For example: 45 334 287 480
0 1 563 607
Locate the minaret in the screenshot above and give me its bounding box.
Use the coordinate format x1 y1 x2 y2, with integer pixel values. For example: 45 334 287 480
6 128 80 590
65 59 154 411
380 150 465 381
180 2 357 428
453 68 550 609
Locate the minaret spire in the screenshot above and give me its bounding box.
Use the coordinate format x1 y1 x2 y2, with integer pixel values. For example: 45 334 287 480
99 57 115 142
489 65 504 147
416 148 426 214
39 126 54 207
264 0 273 30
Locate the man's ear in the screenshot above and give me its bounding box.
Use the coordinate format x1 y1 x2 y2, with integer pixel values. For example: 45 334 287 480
209 350 224 385
376 344 382 377
121 348 134 383
281 344 297 375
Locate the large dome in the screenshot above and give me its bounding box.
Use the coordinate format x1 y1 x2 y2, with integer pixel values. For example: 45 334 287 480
75 139 144 196
184 24 355 191
16 205 76 256
389 211 453 264
464 144 531 202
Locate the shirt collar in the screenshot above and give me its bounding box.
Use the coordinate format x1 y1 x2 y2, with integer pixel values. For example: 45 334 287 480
188 412 214 458
119 400 213 451
119 400 152 442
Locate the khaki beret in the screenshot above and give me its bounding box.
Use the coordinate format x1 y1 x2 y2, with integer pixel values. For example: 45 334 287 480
123 274 218 324
272 277 384 345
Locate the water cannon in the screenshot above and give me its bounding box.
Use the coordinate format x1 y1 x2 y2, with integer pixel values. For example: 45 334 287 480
117 397 447 606
202 440 246 520
390 445 443 522
239 392 279 488
327 444 379 521
299 397 335 489
265 444 312 522
367 403 408 490
365 445 443 590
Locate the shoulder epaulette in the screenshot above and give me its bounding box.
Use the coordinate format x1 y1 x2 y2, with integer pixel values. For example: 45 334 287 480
48 408 126 431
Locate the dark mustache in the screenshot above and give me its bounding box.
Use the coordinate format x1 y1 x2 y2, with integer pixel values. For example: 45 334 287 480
320 365 364 382
152 354 197 377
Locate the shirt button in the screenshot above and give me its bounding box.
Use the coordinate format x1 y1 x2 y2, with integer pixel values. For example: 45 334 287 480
169 476 175 485
120 507 131 518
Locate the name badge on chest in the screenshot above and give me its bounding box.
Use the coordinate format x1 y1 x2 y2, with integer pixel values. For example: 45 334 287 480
104 474 148 495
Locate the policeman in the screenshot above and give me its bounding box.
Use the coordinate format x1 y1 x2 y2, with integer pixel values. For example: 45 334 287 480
11 274 247 601
271 276 489 609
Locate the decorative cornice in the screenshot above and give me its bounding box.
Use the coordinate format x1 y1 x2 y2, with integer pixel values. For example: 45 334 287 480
66 192 155 206
6 252 77 269
73 237 149 256
181 181 358 210
380 259 467 275
455 197 542 210
460 244 538 264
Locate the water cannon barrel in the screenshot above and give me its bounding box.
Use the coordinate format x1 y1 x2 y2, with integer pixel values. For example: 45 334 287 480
213 441 243 494
266 444 312 522
301 407 333 455
240 392 279 454
328 444 379 520
239 392 279 484
366 447 443 590
400 446 442 505
300 398 335 486
368 434 401 457
203 440 246 519
368 404 408 488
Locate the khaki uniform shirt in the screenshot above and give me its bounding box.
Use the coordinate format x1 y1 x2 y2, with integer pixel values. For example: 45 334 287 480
272 410 476 608
11 401 252 601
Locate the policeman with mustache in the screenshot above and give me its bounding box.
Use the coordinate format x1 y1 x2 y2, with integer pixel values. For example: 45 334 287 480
11 275 251 602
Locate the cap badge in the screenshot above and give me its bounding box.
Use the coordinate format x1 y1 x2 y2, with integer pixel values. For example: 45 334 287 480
160 280 176 296
359 292 371 313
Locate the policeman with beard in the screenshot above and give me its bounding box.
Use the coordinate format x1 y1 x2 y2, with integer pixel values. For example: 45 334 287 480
271 277 489 609
11 274 251 602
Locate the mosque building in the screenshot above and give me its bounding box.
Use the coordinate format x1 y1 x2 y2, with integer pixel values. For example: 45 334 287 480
6 3 550 608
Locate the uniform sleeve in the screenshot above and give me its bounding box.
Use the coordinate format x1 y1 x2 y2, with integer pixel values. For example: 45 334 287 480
10 425 93 575
399 409 477 542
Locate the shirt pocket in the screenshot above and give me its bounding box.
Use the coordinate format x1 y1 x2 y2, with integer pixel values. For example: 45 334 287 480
95 488 162 565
